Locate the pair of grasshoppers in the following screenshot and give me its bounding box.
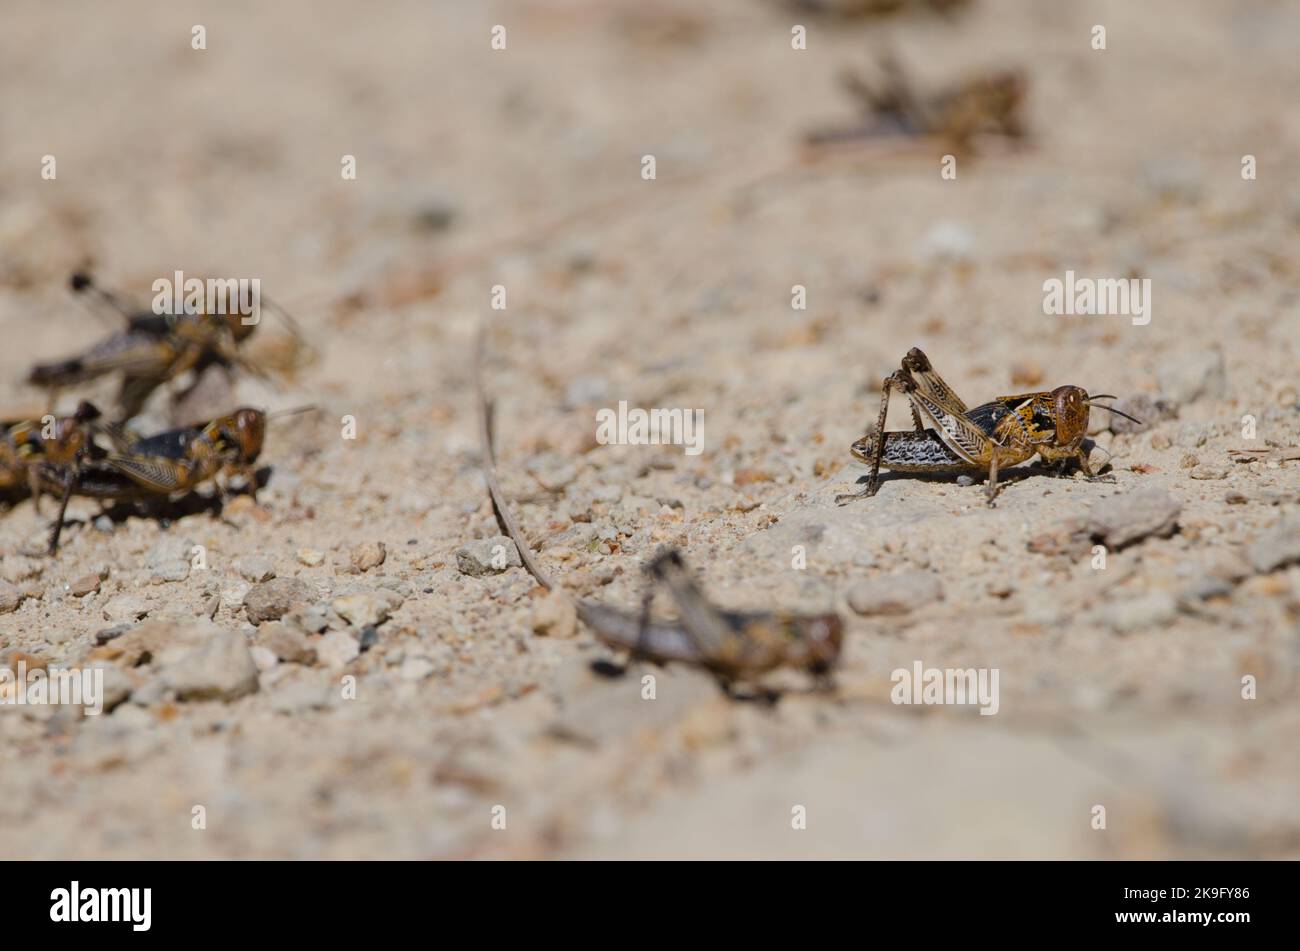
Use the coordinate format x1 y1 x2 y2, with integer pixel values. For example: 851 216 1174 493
837 348 1141 505
3 403 278 554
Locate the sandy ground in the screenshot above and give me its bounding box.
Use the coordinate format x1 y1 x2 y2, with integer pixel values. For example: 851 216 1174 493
1 0 1298 859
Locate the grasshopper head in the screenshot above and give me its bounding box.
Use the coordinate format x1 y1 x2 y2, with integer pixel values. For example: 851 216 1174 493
44 401 102 465
224 408 266 464
848 432 876 464
1050 385 1090 447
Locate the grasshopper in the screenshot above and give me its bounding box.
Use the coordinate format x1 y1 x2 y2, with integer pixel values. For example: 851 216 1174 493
808 54 1025 155
28 273 302 421
40 406 314 554
476 333 842 694
837 347 1142 505
1 401 106 512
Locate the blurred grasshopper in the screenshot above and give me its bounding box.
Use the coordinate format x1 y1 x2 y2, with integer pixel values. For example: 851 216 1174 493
807 54 1025 155
28 272 304 420
837 347 1142 506
476 333 842 693
41 406 312 554
786 0 972 18
1 401 105 513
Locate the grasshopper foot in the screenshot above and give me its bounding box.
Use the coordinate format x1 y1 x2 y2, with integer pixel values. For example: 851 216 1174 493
835 482 879 506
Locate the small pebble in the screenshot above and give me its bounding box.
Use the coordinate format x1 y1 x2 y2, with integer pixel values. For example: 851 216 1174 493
1087 489 1181 549
1247 518 1300 574
145 537 193 584
316 630 360 669
332 593 391 629
0 580 23 615
297 548 325 567
103 594 151 623
848 572 943 616
69 574 101 597
257 621 318 664
351 541 387 573
237 556 276 583
159 627 260 701
456 536 522 576
1102 593 1179 634
399 657 436 682
244 578 314 624
250 645 280 673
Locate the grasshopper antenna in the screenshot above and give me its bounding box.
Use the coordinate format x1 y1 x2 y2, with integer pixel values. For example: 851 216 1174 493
1085 395 1143 427
267 405 318 422
259 294 310 347
475 324 555 592
68 271 138 324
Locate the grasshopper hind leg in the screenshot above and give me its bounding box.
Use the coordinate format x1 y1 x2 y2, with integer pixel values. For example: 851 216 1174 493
837 369 915 505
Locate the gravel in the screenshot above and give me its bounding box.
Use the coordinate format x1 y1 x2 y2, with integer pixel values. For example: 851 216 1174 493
1086 489 1182 549
456 536 523 576
244 578 315 624
847 572 944 616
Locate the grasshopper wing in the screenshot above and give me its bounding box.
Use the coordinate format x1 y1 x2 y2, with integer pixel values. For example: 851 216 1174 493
106 453 195 493
909 389 994 464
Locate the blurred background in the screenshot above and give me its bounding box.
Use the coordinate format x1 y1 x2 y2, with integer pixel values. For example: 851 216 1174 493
1 0 1297 858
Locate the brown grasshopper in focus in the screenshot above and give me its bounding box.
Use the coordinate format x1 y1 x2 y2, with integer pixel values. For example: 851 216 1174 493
807 54 1025 155
476 334 842 695
40 406 312 554
28 273 303 421
837 348 1142 506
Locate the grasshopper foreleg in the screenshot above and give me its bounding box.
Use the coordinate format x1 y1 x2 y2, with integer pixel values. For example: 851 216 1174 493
47 464 83 555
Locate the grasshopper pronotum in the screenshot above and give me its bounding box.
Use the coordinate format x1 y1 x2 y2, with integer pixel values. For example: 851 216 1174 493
838 347 1142 505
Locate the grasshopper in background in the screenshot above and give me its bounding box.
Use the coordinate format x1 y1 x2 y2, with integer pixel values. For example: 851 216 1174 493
807 53 1025 156
41 406 313 554
476 334 842 695
837 348 1142 506
27 272 304 421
